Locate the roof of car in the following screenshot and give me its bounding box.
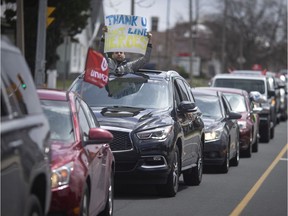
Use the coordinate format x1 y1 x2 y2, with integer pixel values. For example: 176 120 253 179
212 73 267 80
196 87 248 96
192 88 221 97
37 88 71 101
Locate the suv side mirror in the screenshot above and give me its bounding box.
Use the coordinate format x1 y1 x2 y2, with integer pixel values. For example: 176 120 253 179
85 128 114 145
227 111 242 120
178 101 197 113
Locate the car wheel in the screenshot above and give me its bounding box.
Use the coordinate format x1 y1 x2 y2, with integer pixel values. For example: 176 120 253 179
157 146 180 197
183 141 203 186
270 125 274 139
219 148 229 173
230 140 240 166
80 182 90 216
259 118 270 143
99 171 114 216
252 136 258 152
242 142 252 158
24 195 42 216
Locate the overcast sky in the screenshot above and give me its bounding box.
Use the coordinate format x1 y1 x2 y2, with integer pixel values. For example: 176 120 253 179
103 0 220 31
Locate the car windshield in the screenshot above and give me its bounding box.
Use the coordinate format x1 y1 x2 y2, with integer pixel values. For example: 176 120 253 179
41 100 75 143
71 76 171 109
214 79 265 94
194 95 223 119
223 93 247 112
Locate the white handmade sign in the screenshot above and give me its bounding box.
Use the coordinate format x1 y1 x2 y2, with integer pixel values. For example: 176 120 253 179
104 14 149 55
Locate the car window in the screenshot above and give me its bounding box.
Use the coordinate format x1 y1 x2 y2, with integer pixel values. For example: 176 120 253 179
1 48 42 115
174 78 189 101
194 94 222 119
41 100 75 143
71 77 171 109
77 100 91 142
224 94 247 112
79 98 99 128
214 78 265 94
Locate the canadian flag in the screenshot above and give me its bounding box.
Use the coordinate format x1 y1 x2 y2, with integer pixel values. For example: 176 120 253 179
84 48 109 88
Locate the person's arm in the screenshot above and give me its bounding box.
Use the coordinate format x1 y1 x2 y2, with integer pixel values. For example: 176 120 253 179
99 25 108 56
128 32 153 72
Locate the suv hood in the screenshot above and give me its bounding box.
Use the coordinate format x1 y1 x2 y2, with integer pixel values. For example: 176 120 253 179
92 106 173 131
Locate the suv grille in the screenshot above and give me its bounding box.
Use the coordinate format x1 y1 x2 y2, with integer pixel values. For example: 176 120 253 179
108 130 133 151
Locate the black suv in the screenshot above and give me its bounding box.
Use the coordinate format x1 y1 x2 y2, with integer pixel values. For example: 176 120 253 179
70 69 205 197
1 38 51 216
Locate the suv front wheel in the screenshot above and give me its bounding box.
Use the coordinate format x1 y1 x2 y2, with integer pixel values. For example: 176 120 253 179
183 141 203 186
157 146 180 197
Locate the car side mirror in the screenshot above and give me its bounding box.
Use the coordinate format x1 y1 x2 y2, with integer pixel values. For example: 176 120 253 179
178 101 198 113
85 128 114 145
227 111 242 120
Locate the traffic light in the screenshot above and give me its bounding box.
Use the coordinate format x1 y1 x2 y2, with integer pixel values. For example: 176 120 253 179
47 6 55 27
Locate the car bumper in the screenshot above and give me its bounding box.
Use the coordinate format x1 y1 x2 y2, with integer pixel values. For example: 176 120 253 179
203 139 227 166
239 129 251 151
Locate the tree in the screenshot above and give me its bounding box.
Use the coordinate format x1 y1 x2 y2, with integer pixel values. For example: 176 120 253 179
1 0 91 76
203 0 287 71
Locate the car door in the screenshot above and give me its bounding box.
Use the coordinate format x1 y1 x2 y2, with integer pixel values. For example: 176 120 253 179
222 96 238 157
174 78 196 166
77 98 106 213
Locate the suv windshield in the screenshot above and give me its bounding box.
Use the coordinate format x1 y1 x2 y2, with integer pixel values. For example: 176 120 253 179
71 75 171 109
214 79 265 94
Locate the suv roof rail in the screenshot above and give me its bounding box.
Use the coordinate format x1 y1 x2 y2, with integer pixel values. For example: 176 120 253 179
138 69 163 74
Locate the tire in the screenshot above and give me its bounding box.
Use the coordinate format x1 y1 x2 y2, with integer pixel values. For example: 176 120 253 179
242 142 252 158
259 118 270 143
252 136 258 152
24 195 43 216
99 171 114 216
80 183 90 216
230 140 240 166
183 141 203 186
157 146 180 197
270 125 274 139
219 147 229 173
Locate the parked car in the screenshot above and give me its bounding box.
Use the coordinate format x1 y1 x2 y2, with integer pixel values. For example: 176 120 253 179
192 88 241 173
210 73 276 143
69 69 205 197
37 89 115 216
198 87 263 157
1 38 51 216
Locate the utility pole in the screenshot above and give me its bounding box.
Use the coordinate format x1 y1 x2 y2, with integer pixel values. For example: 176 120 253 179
131 0 135 15
221 0 227 73
35 0 47 87
189 0 193 80
165 0 171 69
16 0 24 55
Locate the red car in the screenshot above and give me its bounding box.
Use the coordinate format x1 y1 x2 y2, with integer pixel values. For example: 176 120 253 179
37 89 115 216
197 87 262 157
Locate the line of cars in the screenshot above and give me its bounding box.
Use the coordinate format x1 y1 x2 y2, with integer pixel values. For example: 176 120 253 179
2 37 287 215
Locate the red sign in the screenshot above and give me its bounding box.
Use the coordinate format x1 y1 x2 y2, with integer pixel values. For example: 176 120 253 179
84 48 109 88
252 64 262 71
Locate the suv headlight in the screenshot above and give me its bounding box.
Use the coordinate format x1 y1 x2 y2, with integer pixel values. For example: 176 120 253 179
136 125 173 140
51 162 73 188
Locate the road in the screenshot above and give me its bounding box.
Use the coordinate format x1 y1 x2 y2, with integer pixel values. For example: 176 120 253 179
113 121 288 216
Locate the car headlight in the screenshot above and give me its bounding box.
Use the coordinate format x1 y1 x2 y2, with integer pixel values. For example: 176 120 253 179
136 125 173 140
205 125 224 141
51 162 73 188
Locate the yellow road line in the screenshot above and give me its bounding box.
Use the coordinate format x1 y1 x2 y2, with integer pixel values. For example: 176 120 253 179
229 143 288 216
